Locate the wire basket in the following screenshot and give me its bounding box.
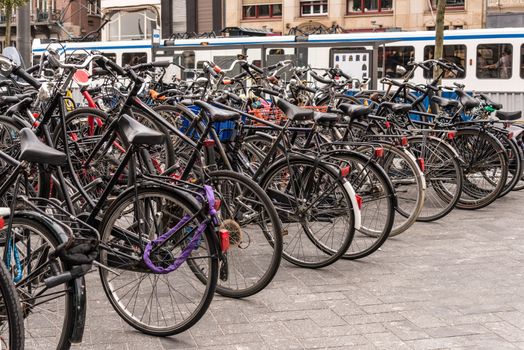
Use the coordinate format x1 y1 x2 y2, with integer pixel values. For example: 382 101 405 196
248 105 329 126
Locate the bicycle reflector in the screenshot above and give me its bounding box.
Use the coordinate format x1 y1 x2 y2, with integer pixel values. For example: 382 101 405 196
374 147 384 158
401 136 408 146
417 158 425 172
219 229 230 252
340 165 351 177
447 131 456 140
0 216 4 230
223 79 232 85
214 198 221 211
355 194 363 210
385 121 391 129
213 65 222 74
203 139 215 148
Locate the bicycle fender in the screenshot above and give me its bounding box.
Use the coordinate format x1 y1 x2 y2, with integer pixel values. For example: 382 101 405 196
342 180 361 230
402 148 427 190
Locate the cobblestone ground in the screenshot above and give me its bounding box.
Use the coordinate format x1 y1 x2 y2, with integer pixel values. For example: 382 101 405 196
74 191 524 350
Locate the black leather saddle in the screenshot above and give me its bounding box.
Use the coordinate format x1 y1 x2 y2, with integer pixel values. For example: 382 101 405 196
339 103 373 120
496 110 522 121
194 100 241 122
455 90 480 109
431 96 459 109
118 114 165 145
276 99 314 121
19 128 67 166
380 102 412 113
313 111 340 126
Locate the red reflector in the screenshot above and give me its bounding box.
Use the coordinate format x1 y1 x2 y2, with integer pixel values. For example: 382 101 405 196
374 147 384 158
32 121 40 127
417 157 425 172
214 199 221 211
33 112 40 119
385 121 391 129
0 216 4 230
355 194 363 210
401 136 408 146
213 65 222 73
203 139 215 147
447 131 456 140
508 131 514 140
340 165 351 177
219 229 230 252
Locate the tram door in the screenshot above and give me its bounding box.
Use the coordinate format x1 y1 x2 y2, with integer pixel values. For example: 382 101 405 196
331 49 372 81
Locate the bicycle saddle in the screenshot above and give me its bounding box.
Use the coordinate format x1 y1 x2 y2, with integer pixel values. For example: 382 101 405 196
496 110 521 121
479 93 503 110
19 128 67 166
313 111 340 126
380 102 412 113
338 103 373 119
431 96 459 108
193 100 241 122
118 114 166 145
276 98 314 121
455 90 480 109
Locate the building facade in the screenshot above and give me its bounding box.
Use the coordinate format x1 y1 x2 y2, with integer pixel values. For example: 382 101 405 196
487 0 524 27
0 0 101 48
225 0 485 34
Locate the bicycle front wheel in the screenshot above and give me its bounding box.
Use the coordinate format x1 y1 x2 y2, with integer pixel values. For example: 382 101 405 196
0 259 24 350
98 185 219 336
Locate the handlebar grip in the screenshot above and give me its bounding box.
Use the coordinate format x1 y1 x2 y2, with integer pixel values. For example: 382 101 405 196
310 71 332 85
105 59 126 76
338 70 351 80
11 66 42 89
249 64 264 74
26 64 40 74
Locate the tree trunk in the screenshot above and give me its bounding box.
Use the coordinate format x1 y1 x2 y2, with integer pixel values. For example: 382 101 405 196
434 0 446 86
4 7 12 49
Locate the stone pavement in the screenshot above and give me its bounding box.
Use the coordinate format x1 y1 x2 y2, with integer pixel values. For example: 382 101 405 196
75 191 524 350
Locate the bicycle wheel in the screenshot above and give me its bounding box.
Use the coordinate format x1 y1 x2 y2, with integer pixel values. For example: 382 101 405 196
0 259 24 350
408 135 463 222
495 134 522 197
259 155 356 268
325 150 395 260
374 144 425 236
209 170 283 298
98 184 218 336
1 215 82 350
453 128 508 210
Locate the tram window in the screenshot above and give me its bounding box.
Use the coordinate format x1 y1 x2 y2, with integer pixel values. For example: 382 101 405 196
378 46 415 78
521 44 524 79
33 55 41 65
92 53 117 68
122 52 147 66
423 45 466 79
477 44 512 79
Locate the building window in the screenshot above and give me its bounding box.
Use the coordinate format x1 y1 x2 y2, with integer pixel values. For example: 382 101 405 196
301 1 328 16
107 9 159 41
423 45 467 79
348 0 393 13
477 44 512 79
378 46 414 78
122 52 148 66
430 0 465 8
521 44 524 79
242 4 282 19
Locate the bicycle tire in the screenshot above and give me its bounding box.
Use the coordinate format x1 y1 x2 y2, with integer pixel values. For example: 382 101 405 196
98 184 219 336
209 170 283 298
0 259 24 350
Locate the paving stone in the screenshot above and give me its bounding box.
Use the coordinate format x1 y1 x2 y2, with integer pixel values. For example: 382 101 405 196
74 191 524 349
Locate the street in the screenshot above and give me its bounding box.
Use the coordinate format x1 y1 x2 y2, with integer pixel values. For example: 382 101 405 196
74 190 524 350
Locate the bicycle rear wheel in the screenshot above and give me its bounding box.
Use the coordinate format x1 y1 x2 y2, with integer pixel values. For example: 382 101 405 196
325 150 395 260
408 135 463 222
453 128 508 210
259 155 356 268
209 170 283 298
